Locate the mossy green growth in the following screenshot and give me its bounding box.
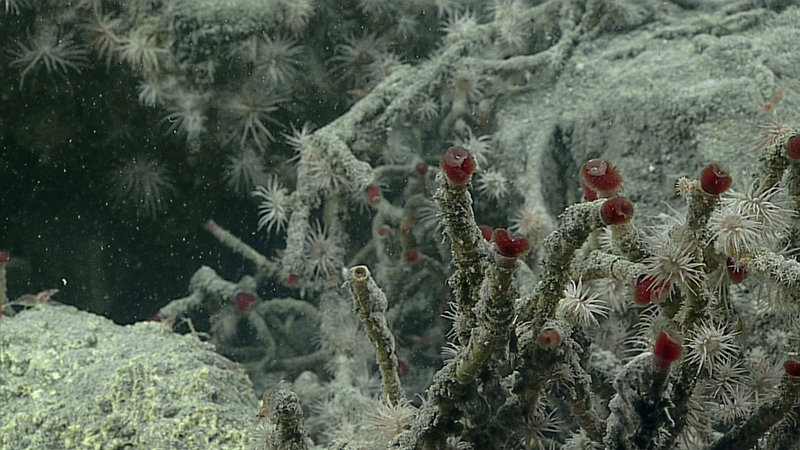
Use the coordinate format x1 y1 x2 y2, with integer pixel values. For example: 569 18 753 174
0 304 258 449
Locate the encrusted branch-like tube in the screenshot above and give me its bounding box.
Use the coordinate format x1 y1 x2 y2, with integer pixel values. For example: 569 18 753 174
765 401 800 449
347 265 405 406
604 352 676 450
658 179 729 449
204 220 270 273
707 372 800 450
572 250 644 285
676 182 724 333
157 265 237 320
742 248 800 303
454 251 518 384
607 327 683 450
434 168 489 346
563 348 605 443
264 389 310 450
518 199 612 326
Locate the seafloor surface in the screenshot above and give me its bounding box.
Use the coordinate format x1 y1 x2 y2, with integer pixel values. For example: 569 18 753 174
1 0 800 448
